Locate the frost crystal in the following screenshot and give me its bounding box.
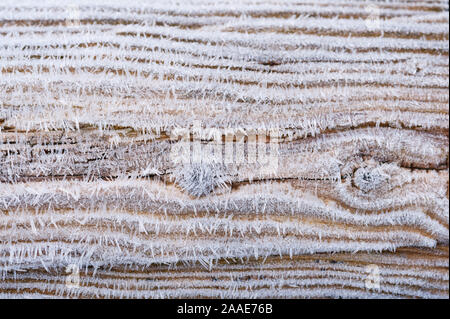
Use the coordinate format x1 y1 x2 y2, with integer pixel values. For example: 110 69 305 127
0 0 448 300
172 164 231 197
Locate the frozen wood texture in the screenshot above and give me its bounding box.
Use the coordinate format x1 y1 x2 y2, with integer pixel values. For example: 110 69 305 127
0 0 448 298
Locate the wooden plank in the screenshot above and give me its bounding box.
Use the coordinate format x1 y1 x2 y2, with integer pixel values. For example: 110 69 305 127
0 0 448 299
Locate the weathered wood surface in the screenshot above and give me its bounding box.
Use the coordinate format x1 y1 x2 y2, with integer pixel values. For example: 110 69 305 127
0 0 448 298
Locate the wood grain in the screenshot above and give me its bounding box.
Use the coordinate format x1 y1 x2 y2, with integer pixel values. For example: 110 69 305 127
0 0 448 298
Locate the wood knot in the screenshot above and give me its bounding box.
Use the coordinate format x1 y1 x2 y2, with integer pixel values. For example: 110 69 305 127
171 163 231 197
353 166 389 193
